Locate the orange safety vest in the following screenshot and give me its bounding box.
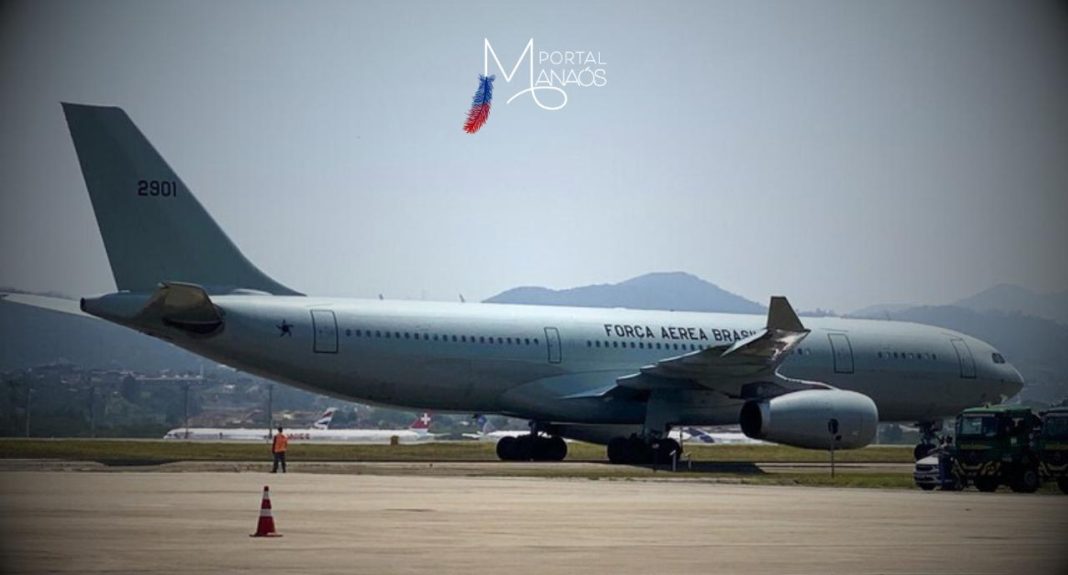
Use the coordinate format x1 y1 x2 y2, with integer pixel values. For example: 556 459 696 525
272 433 288 453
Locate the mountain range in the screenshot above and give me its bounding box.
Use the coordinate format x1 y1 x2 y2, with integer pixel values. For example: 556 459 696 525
486 272 765 314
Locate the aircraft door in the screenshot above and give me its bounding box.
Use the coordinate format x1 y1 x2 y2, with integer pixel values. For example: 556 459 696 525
950 338 976 379
544 327 562 364
828 333 854 374
311 310 338 354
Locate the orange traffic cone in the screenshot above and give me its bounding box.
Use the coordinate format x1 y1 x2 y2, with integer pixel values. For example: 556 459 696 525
250 485 282 537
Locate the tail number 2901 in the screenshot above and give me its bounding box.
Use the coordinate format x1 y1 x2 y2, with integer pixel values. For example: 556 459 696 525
137 179 178 197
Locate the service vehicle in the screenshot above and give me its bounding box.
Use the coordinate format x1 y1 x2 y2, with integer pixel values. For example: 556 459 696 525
1036 407 1068 494
952 406 1041 493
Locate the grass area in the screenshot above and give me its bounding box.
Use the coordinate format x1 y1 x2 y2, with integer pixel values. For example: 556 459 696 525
0 438 911 464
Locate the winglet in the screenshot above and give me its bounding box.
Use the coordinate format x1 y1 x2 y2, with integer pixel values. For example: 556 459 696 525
767 296 805 332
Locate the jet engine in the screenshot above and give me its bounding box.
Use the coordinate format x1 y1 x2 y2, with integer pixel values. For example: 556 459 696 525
739 389 878 449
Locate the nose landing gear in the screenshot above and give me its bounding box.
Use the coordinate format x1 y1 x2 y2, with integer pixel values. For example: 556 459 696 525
914 420 943 461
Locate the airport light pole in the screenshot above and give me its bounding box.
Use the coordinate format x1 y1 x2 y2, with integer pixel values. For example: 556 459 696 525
266 383 274 437
183 381 191 439
24 385 32 438
87 377 96 438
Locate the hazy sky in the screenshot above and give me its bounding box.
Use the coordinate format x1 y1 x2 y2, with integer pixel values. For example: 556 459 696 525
1 0 1066 312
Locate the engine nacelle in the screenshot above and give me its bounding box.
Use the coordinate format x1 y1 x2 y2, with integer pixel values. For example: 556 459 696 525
739 389 878 449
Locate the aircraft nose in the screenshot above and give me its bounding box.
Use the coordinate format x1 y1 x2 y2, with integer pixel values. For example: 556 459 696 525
1001 364 1025 398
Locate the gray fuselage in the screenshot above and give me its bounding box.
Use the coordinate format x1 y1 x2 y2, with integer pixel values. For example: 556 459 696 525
93 294 1024 428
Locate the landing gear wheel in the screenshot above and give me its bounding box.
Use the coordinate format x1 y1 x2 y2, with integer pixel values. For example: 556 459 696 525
653 438 681 464
543 436 567 461
627 436 653 464
913 443 935 461
1058 478 1068 495
1010 467 1040 493
496 436 518 461
975 477 999 493
607 437 630 464
919 484 936 491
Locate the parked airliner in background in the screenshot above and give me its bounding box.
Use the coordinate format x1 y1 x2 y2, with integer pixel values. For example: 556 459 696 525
673 426 762 445
465 415 544 442
163 407 338 441
163 409 435 443
2 103 1025 464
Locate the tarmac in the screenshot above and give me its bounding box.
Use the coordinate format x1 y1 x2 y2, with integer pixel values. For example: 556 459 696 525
1 470 1066 575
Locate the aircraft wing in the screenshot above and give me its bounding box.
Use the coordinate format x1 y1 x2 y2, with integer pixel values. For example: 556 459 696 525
617 296 830 399
0 292 94 318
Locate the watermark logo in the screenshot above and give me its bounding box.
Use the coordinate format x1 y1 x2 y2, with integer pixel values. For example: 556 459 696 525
462 38 607 134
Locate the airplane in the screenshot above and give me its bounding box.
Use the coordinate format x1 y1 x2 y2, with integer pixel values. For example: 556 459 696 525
3 103 1025 464
163 409 435 443
282 412 434 443
464 415 541 442
672 426 762 445
162 406 338 441
312 407 339 430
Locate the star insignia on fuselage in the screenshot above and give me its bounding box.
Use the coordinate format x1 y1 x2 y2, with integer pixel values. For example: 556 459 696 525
277 320 293 337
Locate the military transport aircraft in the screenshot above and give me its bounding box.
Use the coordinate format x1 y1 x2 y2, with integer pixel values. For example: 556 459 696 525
1 103 1025 464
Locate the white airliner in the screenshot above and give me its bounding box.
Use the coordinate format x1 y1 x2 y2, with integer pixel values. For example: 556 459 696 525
2 103 1025 464
673 427 762 445
163 409 435 443
465 415 539 442
162 407 338 441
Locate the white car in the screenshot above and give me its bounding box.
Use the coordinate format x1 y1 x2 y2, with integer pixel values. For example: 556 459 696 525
913 453 963 491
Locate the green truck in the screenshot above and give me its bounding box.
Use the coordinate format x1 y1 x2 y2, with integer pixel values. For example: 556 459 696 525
1036 407 1068 494
952 406 1042 493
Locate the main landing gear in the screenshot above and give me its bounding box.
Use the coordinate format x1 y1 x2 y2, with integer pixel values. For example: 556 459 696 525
496 434 567 462
606 434 681 465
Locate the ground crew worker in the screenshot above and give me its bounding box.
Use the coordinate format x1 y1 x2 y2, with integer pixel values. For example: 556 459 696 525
271 427 288 473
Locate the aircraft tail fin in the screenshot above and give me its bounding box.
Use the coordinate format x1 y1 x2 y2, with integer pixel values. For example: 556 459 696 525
477 415 497 435
409 413 431 432
312 407 337 430
61 103 299 295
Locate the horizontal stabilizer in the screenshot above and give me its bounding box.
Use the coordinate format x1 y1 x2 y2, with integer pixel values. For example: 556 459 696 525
0 292 94 319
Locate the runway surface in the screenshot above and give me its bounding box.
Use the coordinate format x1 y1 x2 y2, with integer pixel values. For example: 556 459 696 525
1 471 1066 574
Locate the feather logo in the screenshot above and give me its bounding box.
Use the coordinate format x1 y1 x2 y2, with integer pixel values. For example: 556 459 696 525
463 74 495 134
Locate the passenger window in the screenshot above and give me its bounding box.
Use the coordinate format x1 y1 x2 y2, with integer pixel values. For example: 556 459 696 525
524 338 530 345
345 329 352 337
375 330 382 337
479 337 485 344
534 339 539 345
612 341 618 348
497 337 503 344
595 341 601 348
587 341 592 347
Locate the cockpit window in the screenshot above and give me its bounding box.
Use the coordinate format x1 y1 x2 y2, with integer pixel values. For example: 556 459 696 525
958 415 998 438
992 353 1006 364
